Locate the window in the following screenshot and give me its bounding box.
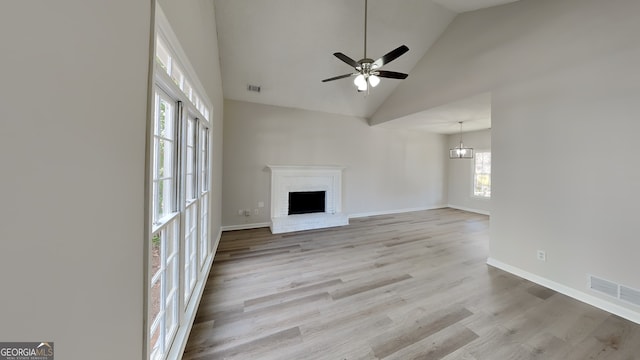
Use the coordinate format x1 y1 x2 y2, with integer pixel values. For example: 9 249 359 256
185 117 197 202
150 89 180 359
198 125 210 268
170 63 184 90
155 40 171 74
183 203 198 303
473 151 491 198
152 90 176 222
183 116 198 304
148 13 214 360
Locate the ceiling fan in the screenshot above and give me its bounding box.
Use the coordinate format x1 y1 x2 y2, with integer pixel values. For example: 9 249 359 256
322 0 409 92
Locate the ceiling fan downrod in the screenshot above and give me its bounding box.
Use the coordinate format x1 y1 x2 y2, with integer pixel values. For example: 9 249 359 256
363 0 367 59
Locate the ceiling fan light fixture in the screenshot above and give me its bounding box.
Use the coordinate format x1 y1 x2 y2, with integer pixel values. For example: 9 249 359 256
354 74 367 90
369 74 380 87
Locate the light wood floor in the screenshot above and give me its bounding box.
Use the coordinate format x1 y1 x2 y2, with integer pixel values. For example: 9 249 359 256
183 209 640 360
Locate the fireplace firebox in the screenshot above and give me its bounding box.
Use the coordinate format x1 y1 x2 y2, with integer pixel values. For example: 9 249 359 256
288 191 326 215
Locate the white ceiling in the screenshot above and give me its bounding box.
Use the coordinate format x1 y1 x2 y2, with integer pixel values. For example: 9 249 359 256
213 0 519 132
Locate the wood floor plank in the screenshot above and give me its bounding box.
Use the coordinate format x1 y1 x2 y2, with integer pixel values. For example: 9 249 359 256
243 278 343 310
182 209 640 359
205 291 331 327
371 306 474 358
330 273 413 300
384 323 479 360
184 326 302 360
526 283 557 300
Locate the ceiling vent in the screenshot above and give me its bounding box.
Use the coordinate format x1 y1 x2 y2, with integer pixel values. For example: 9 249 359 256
247 84 261 93
589 275 640 307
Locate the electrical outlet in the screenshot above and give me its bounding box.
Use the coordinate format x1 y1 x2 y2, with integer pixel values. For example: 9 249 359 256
537 250 546 262
244 210 251 217
237 209 243 216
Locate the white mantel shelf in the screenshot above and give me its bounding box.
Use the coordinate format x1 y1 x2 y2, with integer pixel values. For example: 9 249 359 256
267 165 348 234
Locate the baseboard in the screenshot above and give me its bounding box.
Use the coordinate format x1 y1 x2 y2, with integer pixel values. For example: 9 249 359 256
211 228 223 253
487 257 640 325
169 229 221 360
447 204 490 216
221 222 270 231
349 205 448 219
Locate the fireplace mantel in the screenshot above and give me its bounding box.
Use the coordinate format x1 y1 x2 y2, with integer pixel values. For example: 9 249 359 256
267 165 348 233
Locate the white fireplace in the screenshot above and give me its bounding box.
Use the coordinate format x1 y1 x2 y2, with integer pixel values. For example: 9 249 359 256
267 165 349 234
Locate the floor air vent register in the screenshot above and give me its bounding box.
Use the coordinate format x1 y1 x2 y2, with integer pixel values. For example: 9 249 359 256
589 275 640 307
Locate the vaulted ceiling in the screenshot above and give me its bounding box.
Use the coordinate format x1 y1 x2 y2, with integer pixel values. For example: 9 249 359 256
213 0 519 133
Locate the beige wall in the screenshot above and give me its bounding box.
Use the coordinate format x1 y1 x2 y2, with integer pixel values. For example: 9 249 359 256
222 100 448 227
0 1 150 359
447 129 491 214
373 0 640 319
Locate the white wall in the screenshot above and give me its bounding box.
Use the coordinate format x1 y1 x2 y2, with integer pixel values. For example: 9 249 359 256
222 100 448 227
447 129 491 214
0 2 150 359
373 0 640 319
491 34 640 315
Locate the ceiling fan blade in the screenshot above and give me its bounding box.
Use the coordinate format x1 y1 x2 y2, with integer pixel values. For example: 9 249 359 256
372 45 409 68
321 73 355 82
376 70 408 79
333 52 360 69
